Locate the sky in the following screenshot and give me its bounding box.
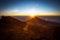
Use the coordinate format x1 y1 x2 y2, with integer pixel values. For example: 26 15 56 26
0 0 60 15
0 0 60 23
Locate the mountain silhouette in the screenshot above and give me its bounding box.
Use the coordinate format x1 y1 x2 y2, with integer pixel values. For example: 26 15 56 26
26 17 60 27
0 16 26 40
0 16 60 40
25 17 60 40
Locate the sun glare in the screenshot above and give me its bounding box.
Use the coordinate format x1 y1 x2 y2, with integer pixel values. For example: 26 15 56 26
26 9 37 18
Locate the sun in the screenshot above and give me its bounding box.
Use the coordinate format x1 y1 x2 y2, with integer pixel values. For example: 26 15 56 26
26 9 37 18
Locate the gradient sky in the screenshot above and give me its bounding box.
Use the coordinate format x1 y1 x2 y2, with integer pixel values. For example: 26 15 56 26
0 0 60 15
0 0 60 23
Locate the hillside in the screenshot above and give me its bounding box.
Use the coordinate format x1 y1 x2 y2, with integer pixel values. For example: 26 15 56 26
0 16 60 40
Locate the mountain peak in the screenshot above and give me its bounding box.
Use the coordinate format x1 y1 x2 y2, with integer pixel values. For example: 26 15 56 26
0 16 26 28
25 17 60 27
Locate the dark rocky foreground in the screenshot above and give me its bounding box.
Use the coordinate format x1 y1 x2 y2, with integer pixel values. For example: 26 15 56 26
0 16 60 40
